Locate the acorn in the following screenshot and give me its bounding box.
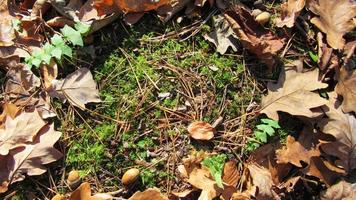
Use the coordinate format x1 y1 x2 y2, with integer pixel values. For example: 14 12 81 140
51 194 63 200
67 170 81 189
255 11 271 25
121 168 140 186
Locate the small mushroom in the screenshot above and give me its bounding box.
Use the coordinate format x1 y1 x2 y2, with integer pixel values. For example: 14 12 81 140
255 11 271 25
51 194 63 200
67 170 81 189
121 168 140 186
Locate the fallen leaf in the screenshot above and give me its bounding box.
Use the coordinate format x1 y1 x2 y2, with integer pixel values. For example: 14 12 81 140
49 68 101 109
317 32 334 71
0 0 16 46
318 93 356 173
320 180 356 200
308 0 356 49
0 117 62 193
187 121 215 140
128 188 168 200
260 67 328 120
275 0 306 28
224 5 285 69
303 156 342 186
247 164 279 200
276 131 320 167
187 168 223 200
0 110 45 155
222 160 240 187
0 102 20 123
69 182 103 200
204 15 239 54
335 66 356 113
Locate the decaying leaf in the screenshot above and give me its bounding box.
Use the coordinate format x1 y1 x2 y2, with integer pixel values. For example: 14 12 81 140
320 180 356 200
204 15 239 54
308 0 356 49
187 121 215 140
0 110 45 155
49 68 101 109
224 5 285 69
222 160 239 187
335 66 356 113
276 130 320 167
128 187 168 200
247 164 279 200
318 93 356 173
275 0 306 28
0 110 62 193
260 67 328 120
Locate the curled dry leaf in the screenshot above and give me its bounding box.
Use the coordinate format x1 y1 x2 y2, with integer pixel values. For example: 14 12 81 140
128 187 168 200
318 93 356 173
247 164 279 200
69 182 111 200
276 130 320 167
275 0 306 28
317 32 334 72
224 5 285 69
335 66 356 113
320 180 356 200
308 0 356 49
204 15 239 55
222 160 240 187
49 68 101 109
187 121 215 140
260 67 328 120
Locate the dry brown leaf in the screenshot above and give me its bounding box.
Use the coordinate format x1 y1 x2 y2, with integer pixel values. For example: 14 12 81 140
0 0 16 47
224 5 285 69
222 160 239 187
69 182 103 200
187 168 223 200
128 188 168 200
204 15 239 54
0 110 45 155
187 121 215 140
49 68 101 109
318 93 356 173
0 118 62 193
260 67 328 120
303 157 342 187
308 0 356 49
317 32 334 71
320 180 356 200
247 164 279 200
276 0 306 28
335 66 356 113
276 131 320 167
0 102 20 122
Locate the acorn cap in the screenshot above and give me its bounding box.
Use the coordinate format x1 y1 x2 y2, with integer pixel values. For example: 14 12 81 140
121 168 140 186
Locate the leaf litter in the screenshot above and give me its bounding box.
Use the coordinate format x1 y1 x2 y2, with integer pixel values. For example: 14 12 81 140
0 0 355 199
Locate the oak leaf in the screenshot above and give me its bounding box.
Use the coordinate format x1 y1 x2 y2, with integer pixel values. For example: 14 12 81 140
224 6 285 69
50 68 101 109
0 110 45 155
318 93 356 173
260 68 328 120
276 130 320 167
204 15 239 54
320 180 356 200
222 160 239 187
308 0 356 49
335 66 356 113
275 0 306 28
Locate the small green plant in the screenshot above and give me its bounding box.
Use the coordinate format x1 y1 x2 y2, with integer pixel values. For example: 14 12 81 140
308 51 319 63
25 22 90 68
202 154 227 188
246 118 280 152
